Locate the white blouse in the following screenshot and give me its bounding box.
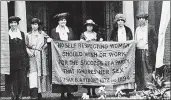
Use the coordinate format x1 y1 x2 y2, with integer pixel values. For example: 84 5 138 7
118 27 126 42
56 25 69 40
135 25 148 49
9 28 22 39
84 31 97 41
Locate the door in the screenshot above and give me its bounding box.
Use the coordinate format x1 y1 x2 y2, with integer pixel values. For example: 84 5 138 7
47 1 83 40
46 1 106 40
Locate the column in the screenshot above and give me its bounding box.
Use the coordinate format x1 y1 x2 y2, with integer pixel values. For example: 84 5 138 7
1 1 10 75
15 1 27 34
123 1 134 39
1 1 10 92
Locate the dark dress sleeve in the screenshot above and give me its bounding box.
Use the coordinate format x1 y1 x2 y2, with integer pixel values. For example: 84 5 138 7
51 28 56 40
21 32 27 53
51 28 61 40
129 29 133 40
110 30 114 41
97 32 103 41
125 26 133 40
68 27 75 40
110 28 118 41
80 32 86 40
21 31 29 70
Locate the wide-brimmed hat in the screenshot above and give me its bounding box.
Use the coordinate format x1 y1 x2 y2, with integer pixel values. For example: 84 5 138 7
84 19 98 27
8 16 21 23
136 12 149 19
31 18 42 25
115 14 126 22
53 12 69 20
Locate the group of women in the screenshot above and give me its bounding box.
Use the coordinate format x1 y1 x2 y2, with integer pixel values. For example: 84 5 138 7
7 16 52 100
7 12 154 100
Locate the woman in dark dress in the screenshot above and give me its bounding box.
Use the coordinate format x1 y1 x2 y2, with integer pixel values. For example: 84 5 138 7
110 14 134 96
51 12 78 99
110 14 133 41
6 16 29 100
80 19 103 98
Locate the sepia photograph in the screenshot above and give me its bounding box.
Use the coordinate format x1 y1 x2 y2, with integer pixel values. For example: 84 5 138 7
1 0 170 100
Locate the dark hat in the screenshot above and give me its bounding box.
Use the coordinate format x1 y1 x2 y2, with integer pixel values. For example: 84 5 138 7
115 14 126 22
8 16 21 23
84 19 98 27
31 18 42 25
136 12 149 19
53 12 69 20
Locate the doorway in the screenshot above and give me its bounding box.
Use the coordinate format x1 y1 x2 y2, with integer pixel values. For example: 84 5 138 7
47 1 105 40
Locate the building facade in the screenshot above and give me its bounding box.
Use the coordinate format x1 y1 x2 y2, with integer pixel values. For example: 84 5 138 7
1 0 170 97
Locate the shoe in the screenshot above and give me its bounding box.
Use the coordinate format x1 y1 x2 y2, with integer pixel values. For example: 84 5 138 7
92 93 98 98
11 92 15 100
60 93 65 100
18 92 23 100
38 93 42 100
87 88 91 96
30 88 38 100
92 92 97 95
67 93 74 98
87 91 91 96
30 98 38 100
15 95 19 100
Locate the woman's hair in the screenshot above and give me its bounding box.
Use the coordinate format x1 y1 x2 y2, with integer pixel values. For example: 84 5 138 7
58 16 67 21
31 23 42 31
30 18 43 31
8 16 21 25
9 21 19 25
83 24 99 32
31 18 42 25
57 17 67 27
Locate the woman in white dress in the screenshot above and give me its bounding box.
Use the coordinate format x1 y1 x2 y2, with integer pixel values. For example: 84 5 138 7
80 19 103 98
26 18 52 100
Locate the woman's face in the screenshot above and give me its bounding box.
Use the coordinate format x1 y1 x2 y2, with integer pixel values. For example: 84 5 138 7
117 19 125 27
58 18 67 27
86 25 93 32
31 23 39 31
138 17 146 26
10 21 18 30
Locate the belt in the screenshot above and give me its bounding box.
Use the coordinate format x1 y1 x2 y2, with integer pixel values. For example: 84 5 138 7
27 47 41 51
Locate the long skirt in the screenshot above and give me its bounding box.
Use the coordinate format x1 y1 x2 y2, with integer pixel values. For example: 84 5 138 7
29 72 51 93
82 85 100 89
28 50 51 93
5 68 27 95
135 49 153 91
52 84 78 93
